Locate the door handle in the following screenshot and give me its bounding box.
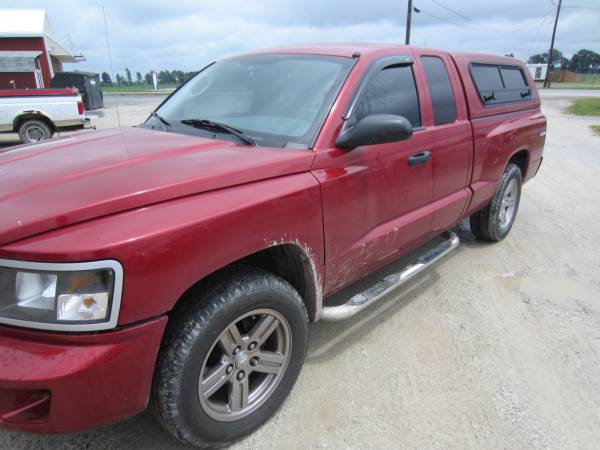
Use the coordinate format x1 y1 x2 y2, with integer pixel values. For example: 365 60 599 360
407 150 431 166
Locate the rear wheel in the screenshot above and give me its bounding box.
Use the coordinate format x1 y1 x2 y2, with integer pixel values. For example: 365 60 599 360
152 267 308 448
18 119 53 144
470 163 522 242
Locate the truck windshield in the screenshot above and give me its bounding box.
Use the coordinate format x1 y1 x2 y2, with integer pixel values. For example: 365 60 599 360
151 54 354 148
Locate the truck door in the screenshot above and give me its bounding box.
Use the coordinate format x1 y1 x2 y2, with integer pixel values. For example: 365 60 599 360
312 56 438 293
413 50 472 232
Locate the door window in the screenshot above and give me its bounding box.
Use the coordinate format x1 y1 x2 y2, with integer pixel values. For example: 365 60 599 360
421 56 456 125
354 65 421 127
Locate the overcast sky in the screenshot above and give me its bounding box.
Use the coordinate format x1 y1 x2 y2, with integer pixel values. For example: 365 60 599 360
2 0 599 75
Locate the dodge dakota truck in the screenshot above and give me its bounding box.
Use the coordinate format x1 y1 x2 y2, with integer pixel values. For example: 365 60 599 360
0 44 545 447
0 88 89 144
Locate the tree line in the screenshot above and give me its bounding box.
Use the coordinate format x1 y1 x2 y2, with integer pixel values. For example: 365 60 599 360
98 48 599 87
527 48 600 73
100 68 199 87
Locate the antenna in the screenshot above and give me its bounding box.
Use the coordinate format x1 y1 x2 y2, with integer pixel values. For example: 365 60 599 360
102 6 121 127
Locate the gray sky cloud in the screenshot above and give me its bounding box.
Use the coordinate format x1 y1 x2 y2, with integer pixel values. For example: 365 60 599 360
2 0 599 75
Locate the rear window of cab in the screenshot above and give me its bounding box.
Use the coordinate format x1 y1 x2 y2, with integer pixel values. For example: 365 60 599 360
470 63 531 107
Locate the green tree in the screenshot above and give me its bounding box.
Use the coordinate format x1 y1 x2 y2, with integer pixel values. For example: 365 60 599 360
158 70 174 85
568 49 600 73
136 71 142 84
171 70 185 85
527 49 566 68
183 71 199 82
144 72 153 85
125 68 132 85
100 72 112 86
115 73 124 86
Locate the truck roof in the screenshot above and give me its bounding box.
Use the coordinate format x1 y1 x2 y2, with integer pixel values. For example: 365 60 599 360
243 43 525 66
248 43 407 58
53 71 99 77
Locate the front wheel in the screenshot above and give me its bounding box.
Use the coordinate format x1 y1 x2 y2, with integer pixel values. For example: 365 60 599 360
152 267 308 448
470 163 522 242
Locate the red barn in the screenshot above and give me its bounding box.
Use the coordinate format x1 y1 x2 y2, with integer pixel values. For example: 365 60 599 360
0 9 79 89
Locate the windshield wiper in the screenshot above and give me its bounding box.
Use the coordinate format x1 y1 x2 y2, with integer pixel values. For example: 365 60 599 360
180 119 255 146
149 111 171 129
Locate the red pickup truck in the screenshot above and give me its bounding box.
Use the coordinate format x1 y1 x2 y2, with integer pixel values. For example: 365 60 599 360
0 44 545 447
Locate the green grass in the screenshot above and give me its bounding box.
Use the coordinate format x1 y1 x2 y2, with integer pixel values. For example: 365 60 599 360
535 82 600 90
565 98 600 116
101 84 177 94
568 100 600 137
550 85 600 90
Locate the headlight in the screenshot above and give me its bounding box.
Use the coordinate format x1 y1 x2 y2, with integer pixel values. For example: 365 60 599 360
0 259 123 331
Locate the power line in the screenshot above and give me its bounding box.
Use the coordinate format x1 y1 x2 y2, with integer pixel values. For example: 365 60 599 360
551 0 600 10
428 0 471 21
417 6 555 33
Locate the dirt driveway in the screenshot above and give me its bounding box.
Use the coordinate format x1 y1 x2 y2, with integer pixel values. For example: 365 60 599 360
1 92 600 449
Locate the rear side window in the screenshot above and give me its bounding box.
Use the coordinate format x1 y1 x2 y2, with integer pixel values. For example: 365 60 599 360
354 65 421 128
421 56 456 125
471 65 504 92
470 63 530 106
500 67 527 88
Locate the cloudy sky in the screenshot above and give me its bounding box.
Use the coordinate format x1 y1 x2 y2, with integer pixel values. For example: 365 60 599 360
2 0 599 76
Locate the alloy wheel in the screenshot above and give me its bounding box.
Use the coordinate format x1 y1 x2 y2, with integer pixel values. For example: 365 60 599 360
198 308 292 422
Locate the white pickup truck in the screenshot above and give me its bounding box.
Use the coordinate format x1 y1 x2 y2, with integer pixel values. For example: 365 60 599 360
0 89 91 144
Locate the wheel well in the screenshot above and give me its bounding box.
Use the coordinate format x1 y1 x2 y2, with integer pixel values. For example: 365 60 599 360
174 244 320 322
14 113 56 133
509 150 529 178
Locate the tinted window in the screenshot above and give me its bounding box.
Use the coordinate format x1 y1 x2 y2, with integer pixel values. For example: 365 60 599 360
354 65 420 128
500 67 527 88
471 63 530 106
421 56 456 125
471 64 503 91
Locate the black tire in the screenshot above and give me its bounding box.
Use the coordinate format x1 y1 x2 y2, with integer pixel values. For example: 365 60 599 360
152 266 309 448
18 119 53 144
470 163 522 242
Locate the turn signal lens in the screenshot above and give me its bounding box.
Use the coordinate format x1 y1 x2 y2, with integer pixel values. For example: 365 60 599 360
57 293 109 321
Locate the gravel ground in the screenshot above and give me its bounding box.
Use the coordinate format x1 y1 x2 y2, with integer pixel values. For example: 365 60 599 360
1 92 600 449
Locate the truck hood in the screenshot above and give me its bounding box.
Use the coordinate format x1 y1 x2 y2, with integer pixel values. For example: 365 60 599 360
0 127 314 246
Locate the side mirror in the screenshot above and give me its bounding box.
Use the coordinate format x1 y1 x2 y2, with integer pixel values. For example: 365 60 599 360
336 114 413 148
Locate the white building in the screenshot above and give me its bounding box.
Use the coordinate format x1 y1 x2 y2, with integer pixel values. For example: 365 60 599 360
527 64 548 82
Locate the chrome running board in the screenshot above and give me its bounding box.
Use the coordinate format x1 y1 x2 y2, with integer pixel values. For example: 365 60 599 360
320 231 460 321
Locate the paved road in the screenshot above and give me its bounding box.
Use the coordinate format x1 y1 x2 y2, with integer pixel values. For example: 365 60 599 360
1 93 600 449
539 89 600 98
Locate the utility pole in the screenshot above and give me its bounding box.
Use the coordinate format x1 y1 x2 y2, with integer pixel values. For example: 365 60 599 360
405 0 413 45
544 0 562 88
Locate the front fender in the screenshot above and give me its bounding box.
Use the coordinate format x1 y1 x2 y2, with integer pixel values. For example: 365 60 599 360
0 173 325 325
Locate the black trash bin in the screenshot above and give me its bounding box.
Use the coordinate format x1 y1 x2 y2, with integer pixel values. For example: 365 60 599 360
51 71 104 110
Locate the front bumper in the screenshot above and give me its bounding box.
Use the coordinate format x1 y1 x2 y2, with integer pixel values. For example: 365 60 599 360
0 316 167 433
